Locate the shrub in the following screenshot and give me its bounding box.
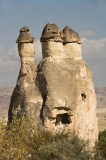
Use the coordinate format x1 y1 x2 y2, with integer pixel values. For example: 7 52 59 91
93 130 106 160
0 117 91 160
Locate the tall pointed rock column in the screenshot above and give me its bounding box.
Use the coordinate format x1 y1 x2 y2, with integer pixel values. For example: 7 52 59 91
8 26 42 126
63 26 98 146
63 26 82 60
38 23 79 132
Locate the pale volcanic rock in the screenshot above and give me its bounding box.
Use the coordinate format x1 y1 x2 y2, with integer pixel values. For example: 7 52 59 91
8 26 42 126
38 24 80 132
63 26 82 44
40 23 64 59
62 26 98 146
63 27 98 146
41 42 66 59
63 26 82 60
38 24 98 146
16 26 35 59
16 26 34 43
40 23 63 42
8 24 98 147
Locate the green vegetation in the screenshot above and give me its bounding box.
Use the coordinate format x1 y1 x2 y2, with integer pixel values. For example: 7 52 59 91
0 117 92 160
1 117 106 160
93 130 106 160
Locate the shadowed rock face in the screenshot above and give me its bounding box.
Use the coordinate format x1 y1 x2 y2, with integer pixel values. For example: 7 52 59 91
40 23 63 42
63 26 81 44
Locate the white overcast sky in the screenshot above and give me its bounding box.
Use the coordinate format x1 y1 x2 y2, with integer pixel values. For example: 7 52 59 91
0 0 106 87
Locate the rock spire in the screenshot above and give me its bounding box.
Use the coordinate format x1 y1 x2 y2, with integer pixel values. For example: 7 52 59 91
8 24 98 147
8 26 42 126
63 26 82 60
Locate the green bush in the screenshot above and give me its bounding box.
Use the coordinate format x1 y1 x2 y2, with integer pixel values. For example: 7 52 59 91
0 117 92 160
93 130 106 160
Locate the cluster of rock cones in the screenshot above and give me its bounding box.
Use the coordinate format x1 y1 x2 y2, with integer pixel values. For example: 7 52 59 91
8 24 98 147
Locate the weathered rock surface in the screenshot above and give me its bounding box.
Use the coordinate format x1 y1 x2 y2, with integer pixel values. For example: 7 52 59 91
38 24 98 146
63 26 82 44
8 27 42 126
40 23 63 42
8 24 98 147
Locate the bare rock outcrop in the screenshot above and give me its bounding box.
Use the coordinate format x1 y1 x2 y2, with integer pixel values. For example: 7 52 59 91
38 24 98 146
63 26 82 60
8 24 98 147
63 26 98 146
38 24 75 130
8 26 42 125
63 26 81 44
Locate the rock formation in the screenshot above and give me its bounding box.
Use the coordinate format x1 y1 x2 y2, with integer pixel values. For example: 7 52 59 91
8 24 98 147
8 26 42 126
63 26 98 146
38 23 98 146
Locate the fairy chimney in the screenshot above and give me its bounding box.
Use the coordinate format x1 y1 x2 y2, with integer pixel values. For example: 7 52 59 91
63 26 82 60
40 23 65 58
62 26 98 146
37 24 98 147
16 26 35 60
8 26 42 126
8 24 98 147
38 24 79 132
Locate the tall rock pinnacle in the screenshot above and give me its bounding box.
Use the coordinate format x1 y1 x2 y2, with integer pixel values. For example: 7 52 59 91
62 26 98 146
40 23 65 58
8 24 98 147
8 26 42 126
38 23 82 132
38 24 98 147
63 26 82 60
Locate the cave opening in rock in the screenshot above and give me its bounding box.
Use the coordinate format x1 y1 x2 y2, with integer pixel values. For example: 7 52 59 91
81 93 86 101
55 113 71 126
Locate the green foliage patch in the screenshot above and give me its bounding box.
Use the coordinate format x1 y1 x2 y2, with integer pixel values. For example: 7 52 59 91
0 117 92 160
93 130 106 160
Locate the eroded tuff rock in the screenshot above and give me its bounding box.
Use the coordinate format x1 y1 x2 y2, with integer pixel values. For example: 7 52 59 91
38 24 98 146
40 23 63 42
40 23 65 59
63 26 82 44
8 27 42 126
16 26 34 43
8 24 98 147
63 26 82 60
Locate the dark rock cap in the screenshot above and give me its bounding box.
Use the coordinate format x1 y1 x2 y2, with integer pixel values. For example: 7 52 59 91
16 26 34 43
40 23 63 42
63 26 82 44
